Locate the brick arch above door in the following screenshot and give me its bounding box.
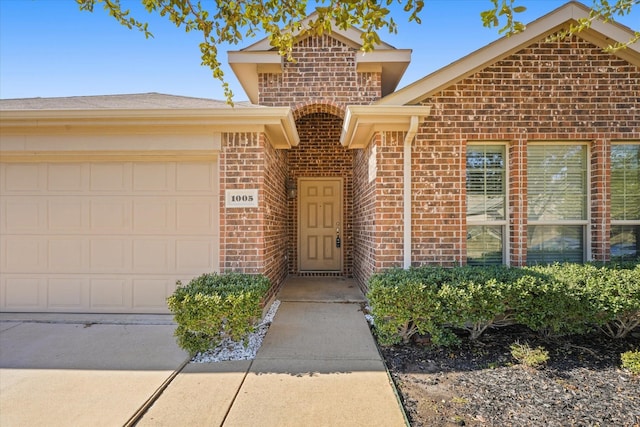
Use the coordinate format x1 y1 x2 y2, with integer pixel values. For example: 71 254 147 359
292 101 346 121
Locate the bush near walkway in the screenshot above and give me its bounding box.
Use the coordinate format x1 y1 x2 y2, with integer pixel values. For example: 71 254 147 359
367 262 639 346
167 273 271 354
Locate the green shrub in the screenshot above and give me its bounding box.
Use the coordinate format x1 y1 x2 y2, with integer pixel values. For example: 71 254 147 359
620 350 640 375
510 341 549 368
513 264 600 337
367 268 457 346
590 265 640 338
167 273 271 354
367 262 639 347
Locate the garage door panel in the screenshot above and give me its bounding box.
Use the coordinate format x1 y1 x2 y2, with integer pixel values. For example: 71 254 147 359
133 200 174 232
133 240 171 273
49 239 85 272
176 240 215 272
48 279 87 309
3 163 41 192
89 163 129 191
132 279 175 309
3 237 46 272
90 199 131 232
90 278 131 310
3 278 45 310
133 163 171 192
177 200 217 232
176 162 217 192
48 199 86 232
48 163 85 191
3 199 43 232
0 161 219 314
90 239 131 272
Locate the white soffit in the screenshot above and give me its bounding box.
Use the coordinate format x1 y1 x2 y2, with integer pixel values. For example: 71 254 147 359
378 1 640 106
340 105 431 149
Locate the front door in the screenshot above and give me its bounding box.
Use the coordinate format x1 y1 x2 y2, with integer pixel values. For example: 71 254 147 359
299 178 342 272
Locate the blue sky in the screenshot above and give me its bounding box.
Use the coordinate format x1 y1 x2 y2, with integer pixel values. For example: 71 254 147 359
0 0 637 102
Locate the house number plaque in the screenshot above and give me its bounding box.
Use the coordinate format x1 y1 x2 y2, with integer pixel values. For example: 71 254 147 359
225 189 259 208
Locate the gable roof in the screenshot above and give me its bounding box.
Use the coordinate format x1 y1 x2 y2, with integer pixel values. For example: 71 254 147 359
228 13 411 103
377 1 640 106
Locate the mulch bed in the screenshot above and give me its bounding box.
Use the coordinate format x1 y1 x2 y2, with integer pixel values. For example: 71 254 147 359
381 325 640 427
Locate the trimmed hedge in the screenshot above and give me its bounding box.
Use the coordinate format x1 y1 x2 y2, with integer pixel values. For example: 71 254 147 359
367 263 639 346
167 273 271 354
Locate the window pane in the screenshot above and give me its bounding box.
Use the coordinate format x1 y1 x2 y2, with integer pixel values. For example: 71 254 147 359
611 225 639 261
611 145 640 221
467 225 503 266
527 225 584 264
466 145 505 221
527 145 586 221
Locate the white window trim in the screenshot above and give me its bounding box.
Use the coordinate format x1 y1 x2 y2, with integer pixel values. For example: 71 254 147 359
527 141 591 263
466 142 510 265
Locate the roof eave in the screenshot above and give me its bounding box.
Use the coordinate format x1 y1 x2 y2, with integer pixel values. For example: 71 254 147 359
340 105 431 149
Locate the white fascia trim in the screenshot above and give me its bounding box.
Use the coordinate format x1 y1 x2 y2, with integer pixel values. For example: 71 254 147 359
340 105 431 149
0 107 300 149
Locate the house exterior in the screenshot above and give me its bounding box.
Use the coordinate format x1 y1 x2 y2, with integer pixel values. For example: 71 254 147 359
1 1 638 314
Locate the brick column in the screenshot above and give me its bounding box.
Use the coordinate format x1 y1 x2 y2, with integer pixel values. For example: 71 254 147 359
591 138 611 262
509 138 527 266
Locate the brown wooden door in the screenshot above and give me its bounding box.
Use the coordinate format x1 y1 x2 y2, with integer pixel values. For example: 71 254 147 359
299 178 342 271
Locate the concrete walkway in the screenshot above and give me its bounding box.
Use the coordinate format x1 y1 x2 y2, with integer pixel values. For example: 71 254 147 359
138 277 407 426
0 316 188 427
0 278 407 426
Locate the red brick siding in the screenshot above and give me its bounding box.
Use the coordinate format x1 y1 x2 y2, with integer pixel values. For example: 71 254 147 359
258 35 381 107
509 138 528 266
262 134 290 297
591 138 611 262
353 135 378 290
220 132 265 273
417 36 639 265
411 131 465 266
374 131 406 269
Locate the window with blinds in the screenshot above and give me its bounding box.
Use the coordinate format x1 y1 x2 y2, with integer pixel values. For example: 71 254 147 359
611 144 639 261
527 144 587 264
466 144 506 266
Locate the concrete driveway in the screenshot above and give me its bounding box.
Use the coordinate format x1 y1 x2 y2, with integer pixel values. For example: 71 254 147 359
0 315 188 427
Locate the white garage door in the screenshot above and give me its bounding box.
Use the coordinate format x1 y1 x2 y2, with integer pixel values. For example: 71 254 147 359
0 161 220 313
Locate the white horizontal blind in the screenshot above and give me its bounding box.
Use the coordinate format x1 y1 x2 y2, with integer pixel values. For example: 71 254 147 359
527 145 587 221
611 144 640 221
527 144 587 264
466 145 506 266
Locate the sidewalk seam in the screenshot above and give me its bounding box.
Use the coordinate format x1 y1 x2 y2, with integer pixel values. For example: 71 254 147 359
219 359 254 427
124 356 191 427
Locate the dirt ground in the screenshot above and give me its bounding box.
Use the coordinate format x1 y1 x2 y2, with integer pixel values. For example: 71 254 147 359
381 326 640 426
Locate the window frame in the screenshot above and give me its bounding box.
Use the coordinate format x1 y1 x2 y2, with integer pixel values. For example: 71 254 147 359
610 141 640 260
526 142 591 264
465 142 509 266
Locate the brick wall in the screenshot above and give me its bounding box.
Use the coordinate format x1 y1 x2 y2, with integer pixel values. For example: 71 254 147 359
258 35 381 107
353 136 378 289
416 35 639 266
255 34 381 278
220 132 265 273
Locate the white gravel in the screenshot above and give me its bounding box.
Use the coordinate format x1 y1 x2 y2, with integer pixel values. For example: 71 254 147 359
191 300 280 363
